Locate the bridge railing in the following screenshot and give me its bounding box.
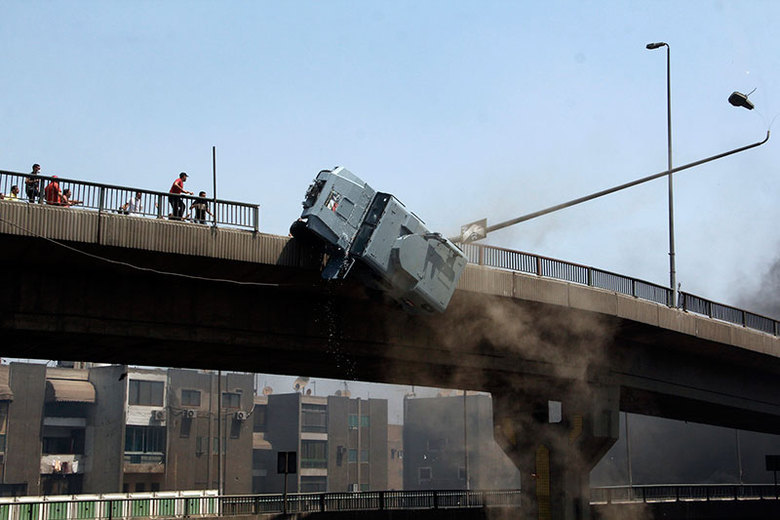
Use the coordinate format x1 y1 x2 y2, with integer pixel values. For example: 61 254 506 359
1 169 775 336
0 170 260 232
591 484 779 504
458 242 779 337
0 489 523 520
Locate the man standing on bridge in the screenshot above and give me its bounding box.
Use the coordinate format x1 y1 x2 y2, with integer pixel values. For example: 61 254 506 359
168 172 192 220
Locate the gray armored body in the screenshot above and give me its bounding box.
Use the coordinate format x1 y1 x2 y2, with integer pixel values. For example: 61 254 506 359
290 167 467 314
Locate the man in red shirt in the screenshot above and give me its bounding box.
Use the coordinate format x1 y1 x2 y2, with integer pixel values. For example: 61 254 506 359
168 172 193 220
44 176 62 205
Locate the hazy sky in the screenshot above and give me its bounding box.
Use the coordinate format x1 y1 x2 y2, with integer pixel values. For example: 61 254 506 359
3 1 778 310
3 2 779 411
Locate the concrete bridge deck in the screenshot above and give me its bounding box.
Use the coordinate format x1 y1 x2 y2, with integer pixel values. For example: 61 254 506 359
2 200 779 520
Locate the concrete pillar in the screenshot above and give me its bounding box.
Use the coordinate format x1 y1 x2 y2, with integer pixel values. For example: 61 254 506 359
491 379 620 520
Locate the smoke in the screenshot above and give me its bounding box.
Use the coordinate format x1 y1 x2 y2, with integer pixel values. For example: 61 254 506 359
737 255 780 319
430 291 617 391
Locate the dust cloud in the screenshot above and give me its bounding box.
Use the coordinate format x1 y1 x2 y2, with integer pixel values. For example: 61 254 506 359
737 255 780 319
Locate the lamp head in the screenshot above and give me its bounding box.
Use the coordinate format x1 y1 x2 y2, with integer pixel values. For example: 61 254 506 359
646 42 667 50
728 91 755 110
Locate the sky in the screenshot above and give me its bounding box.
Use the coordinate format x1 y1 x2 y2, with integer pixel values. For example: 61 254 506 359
2 2 779 416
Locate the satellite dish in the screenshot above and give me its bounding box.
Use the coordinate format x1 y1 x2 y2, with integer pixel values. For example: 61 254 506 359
293 377 309 392
262 386 273 395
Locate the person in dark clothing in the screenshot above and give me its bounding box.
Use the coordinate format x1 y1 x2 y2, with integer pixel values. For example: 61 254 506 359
25 163 41 203
189 191 213 224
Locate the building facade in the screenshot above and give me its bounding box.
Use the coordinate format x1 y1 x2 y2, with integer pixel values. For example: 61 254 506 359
403 394 521 491
0 363 253 496
252 393 388 494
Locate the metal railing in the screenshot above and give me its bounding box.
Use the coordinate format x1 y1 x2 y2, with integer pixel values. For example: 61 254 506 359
0 170 260 232
591 484 779 504
0 489 522 520
458 242 780 337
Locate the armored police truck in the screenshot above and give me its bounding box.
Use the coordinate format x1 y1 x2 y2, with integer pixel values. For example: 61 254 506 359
290 167 467 314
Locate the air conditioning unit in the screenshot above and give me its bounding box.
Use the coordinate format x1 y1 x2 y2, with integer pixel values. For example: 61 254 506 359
152 410 166 421
184 409 196 419
234 410 247 422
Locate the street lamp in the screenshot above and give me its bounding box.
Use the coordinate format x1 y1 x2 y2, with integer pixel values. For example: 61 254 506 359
645 41 676 307
646 43 757 307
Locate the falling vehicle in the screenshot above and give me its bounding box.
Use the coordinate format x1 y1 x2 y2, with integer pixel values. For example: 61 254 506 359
290 167 467 314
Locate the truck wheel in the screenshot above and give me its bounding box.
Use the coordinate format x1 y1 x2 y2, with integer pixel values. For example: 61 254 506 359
289 219 309 239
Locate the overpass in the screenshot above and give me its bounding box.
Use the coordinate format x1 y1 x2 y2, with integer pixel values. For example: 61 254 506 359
1 179 779 519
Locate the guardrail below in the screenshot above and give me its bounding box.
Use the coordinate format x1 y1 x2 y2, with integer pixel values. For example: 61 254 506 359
0 489 522 520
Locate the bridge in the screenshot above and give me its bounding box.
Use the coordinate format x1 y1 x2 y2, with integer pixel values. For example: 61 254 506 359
1 170 779 520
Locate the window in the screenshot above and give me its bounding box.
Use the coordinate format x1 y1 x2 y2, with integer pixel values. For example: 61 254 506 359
458 466 467 480
230 419 241 439
348 449 357 463
125 426 165 454
196 436 207 455
124 426 165 464
348 414 358 429
222 392 240 409
301 440 328 469
301 404 327 433
253 405 267 432
128 380 164 406
0 402 7 453
181 390 201 407
360 483 369 491
360 415 370 427
418 467 432 483
300 476 327 493
360 449 369 463
43 427 85 454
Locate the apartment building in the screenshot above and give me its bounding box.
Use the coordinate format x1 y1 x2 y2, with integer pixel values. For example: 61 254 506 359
251 392 388 493
403 394 521 491
0 363 253 496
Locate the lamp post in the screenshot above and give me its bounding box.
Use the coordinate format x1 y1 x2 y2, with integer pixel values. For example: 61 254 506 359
646 41 676 307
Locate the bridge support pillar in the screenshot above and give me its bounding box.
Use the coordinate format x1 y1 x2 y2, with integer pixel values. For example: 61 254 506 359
491 379 620 520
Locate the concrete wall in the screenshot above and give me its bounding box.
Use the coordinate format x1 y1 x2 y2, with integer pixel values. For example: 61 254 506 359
166 369 215 490
4 363 46 494
404 395 520 491
367 399 388 491
264 393 301 492
326 396 349 492
85 365 126 493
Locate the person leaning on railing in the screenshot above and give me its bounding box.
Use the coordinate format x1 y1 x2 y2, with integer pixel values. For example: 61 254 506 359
44 176 63 205
61 189 82 207
120 191 143 216
187 191 214 224
168 172 193 220
0 185 23 202
25 163 41 202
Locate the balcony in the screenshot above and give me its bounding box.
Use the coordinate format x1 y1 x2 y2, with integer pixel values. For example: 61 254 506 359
123 452 165 473
40 454 85 475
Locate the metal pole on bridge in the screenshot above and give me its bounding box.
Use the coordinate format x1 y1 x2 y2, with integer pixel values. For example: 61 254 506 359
212 146 218 228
